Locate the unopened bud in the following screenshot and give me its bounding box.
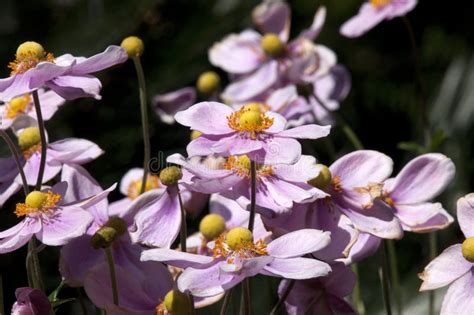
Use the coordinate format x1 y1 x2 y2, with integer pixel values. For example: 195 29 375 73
308 164 332 190
196 71 220 95
121 36 144 58
159 166 182 186
164 289 192 315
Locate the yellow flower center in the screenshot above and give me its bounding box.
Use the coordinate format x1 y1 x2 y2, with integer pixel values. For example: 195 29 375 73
8 41 55 76
5 95 32 119
15 191 61 217
163 290 192 315
120 36 144 58
18 127 42 159
331 175 343 193
199 213 226 240
212 229 268 264
196 71 220 95
227 106 274 140
223 155 272 178
462 237 474 263
127 175 159 199
261 33 285 57
370 0 391 8
308 164 332 190
354 182 394 209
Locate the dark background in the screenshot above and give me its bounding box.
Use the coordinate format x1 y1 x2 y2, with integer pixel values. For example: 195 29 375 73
0 0 473 313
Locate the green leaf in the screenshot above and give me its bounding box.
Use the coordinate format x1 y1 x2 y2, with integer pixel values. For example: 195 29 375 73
397 141 426 155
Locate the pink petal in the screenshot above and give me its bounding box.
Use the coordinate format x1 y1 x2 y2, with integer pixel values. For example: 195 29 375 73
267 229 330 258
440 269 474 315
264 257 331 279
141 248 214 268
47 75 102 100
48 138 104 164
396 202 453 232
340 3 391 38
419 244 472 291
70 45 128 75
299 6 326 41
153 87 196 124
175 102 234 135
252 1 291 42
458 193 474 238
277 124 331 139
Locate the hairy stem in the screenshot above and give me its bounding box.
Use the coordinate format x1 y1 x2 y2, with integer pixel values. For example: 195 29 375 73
104 247 119 305
132 57 151 195
26 237 44 291
32 90 47 191
177 187 187 252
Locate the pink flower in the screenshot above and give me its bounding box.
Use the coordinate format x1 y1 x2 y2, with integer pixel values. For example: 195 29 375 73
175 101 330 165
11 287 51 315
340 0 418 38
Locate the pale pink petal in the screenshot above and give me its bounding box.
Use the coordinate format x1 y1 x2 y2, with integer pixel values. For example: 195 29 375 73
252 1 291 42
340 3 391 38
153 87 196 124
440 270 474 315
299 6 326 40
141 248 214 268
46 75 102 100
48 138 104 164
264 257 331 279
70 45 128 75
267 229 330 258
277 124 331 139
175 102 234 135
396 203 453 232
458 193 474 238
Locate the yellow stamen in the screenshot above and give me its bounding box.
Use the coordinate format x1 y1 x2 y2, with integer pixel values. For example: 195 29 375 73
127 175 159 199
354 182 385 209
332 175 343 193
223 155 272 178
15 191 61 217
212 231 268 263
8 41 54 76
5 95 32 119
462 237 474 263
227 106 274 140
370 0 391 8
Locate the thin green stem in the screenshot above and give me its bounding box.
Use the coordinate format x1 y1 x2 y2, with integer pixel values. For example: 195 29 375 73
0 130 28 195
104 247 119 306
32 90 47 191
351 264 366 315
313 94 364 150
247 161 257 232
401 16 429 146
387 240 402 315
380 241 393 315
428 232 437 315
220 290 233 315
26 237 44 291
132 57 151 195
177 187 187 252
270 280 295 315
240 279 251 315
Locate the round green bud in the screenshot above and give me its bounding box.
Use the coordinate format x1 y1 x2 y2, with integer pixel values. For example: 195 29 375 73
25 191 47 208
120 36 144 58
196 71 220 95
163 289 192 315
239 110 263 129
90 226 118 249
199 213 226 240
226 227 253 250
18 127 41 151
16 41 45 60
159 166 183 186
261 33 284 57
308 164 332 190
462 237 474 263
105 217 128 236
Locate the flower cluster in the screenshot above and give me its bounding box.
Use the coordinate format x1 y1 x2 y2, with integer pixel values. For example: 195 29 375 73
0 1 468 315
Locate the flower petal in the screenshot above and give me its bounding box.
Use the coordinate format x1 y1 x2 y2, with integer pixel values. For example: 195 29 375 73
267 229 330 258
141 248 214 269
48 138 104 164
339 3 391 38
178 263 234 298
440 269 474 315
299 6 326 41
277 124 331 139
458 193 474 238
252 1 291 42
153 87 196 124
395 202 453 233
386 153 455 204
419 244 472 291
175 102 234 135
263 257 331 279
70 45 128 75
47 75 102 100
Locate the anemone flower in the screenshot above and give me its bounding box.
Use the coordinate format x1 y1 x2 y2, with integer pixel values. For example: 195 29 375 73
11 287 51 315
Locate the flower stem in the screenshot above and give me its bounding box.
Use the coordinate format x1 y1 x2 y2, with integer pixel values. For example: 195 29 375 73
270 279 295 315
132 57 151 195
313 94 364 150
402 16 429 145
380 241 393 315
247 161 257 232
104 247 119 306
387 240 402 315
177 187 187 252
428 232 437 315
26 237 44 291
240 279 251 315
220 290 233 315
32 90 47 191
351 264 366 315
0 130 28 195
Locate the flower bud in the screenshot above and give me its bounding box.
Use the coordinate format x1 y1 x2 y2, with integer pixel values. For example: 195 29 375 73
226 227 253 250
239 110 263 129
159 166 182 186
90 226 118 249
16 41 45 60
462 237 474 263
164 289 192 315
308 164 332 190
199 214 226 240
261 33 284 57
190 130 202 140
196 71 220 95
120 36 144 58
25 191 47 208
18 127 41 151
